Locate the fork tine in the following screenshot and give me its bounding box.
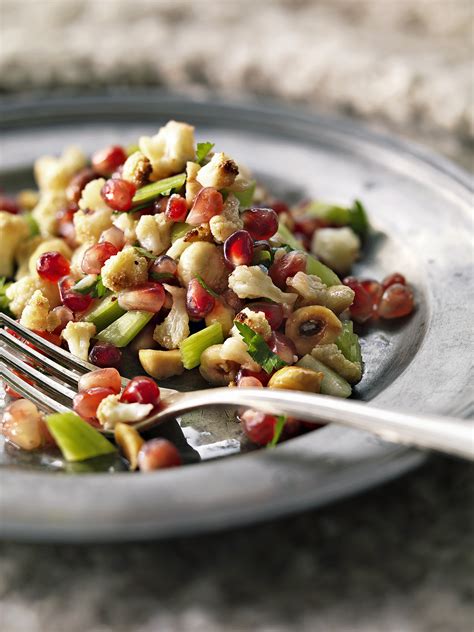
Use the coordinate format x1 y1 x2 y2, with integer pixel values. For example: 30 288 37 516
0 363 69 414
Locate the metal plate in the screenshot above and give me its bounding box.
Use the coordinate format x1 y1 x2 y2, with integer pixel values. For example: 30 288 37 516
0 94 472 542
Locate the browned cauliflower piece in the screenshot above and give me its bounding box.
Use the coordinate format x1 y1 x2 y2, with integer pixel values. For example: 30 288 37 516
286 271 355 315
19 290 50 331
153 285 189 349
228 265 297 306
101 247 148 292
185 161 202 208
209 193 243 243
121 151 152 187
232 307 272 341
6 275 60 317
311 344 362 384
196 152 239 190
139 120 195 181
135 213 172 255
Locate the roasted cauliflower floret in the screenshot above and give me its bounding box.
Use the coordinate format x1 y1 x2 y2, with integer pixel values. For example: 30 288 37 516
96 394 153 431
153 285 189 350
232 307 272 341
185 161 202 208
177 242 228 292
74 178 114 245
101 247 148 292
311 343 362 384
34 146 86 192
228 265 297 306
135 213 172 255
0 211 30 277
62 321 96 361
209 193 243 243
29 238 72 277
220 336 260 372
6 275 60 317
139 120 195 181
226 160 254 193
121 151 152 187
78 178 110 213
19 290 50 331
112 213 138 244
31 190 67 236
312 227 360 275
286 272 355 315
196 152 238 190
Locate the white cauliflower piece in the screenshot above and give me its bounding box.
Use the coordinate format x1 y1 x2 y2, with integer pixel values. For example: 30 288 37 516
232 307 272 341
34 146 86 192
196 152 239 190
69 243 90 279
78 178 110 213
29 238 72 277
101 247 148 292
185 161 202 208
139 120 195 181
311 227 360 275
62 321 96 361
0 211 30 277
220 336 260 372
19 290 50 331
15 236 44 279
135 213 172 255
286 272 355 315
96 394 153 431
226 160 254 192
311 344 362 384
209 193 243 243
6 275 60 317
31 190 67 236
121 151 152 187
112 212 138 244
74 179 113 245
153 285 189 350
228 265 297 306
166 236 192 260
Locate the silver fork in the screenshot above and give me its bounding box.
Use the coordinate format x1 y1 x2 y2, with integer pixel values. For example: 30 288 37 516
0 313 472 460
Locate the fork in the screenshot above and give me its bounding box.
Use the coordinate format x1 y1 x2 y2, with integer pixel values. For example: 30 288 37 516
0 313 472 460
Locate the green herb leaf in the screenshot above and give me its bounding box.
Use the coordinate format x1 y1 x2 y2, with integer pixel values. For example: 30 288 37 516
267 415 286 448
73 275 108 299
349 199 369 236
196 275 219 298
134 246 157 260
196 142 215 165
234 321 287 374
0 277 13 316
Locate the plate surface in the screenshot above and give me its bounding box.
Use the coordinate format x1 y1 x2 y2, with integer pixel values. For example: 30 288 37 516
0 94 472 542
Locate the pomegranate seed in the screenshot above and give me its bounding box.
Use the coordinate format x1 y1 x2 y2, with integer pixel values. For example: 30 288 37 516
236 367 271 386
269 331 297 364
246 302 284 330
186 187 223 225
359 278 383 314
224 230 254 267
59 277 93 312
121 376 160 407
382 272 406 290
2 399 46 450
81 241 119 275
57 206 78 248
237 376 263 388
0 195 20 214
78 368 121 394
99 225 125 250
378 283 414 319
92 145 127 176
293 216 324 238
150 255 178 282
154 196 170 214
101 178 136 212
165 194 188 222
343 276 374 323
269 251 307 289
73 387 116 421
242 207 278 240
241 410 279 446
118 282 165 313
138 438 182 471
36 251 70 282
89 342 122 368
269 200 289 215
66 168 97 204
186 278 215 319
49 305 74 334
4 369 35 399
33 331 62 346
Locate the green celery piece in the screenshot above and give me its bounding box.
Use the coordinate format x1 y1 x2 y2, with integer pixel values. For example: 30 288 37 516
297 355 352 398
305 201 349 225
171 222 192 243
96 310 153 347
306 254 341 286
132 173 186 206
24 212 40 236
232 181 256 209
336 321 362 365
276 221 304 251
180 323 223 370
84 295 126 332
46 412 116 462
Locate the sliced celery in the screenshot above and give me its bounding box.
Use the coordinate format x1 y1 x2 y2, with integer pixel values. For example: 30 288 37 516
306 255 341 286
336 321 362 365
132 173 186 206
171 222 192 243
180 323 223 370
305 201 349 225
96 310 154 347
297 355 352 398
84 295 126 332
46 412 116 462
276 221 304 251
232 181 256 209
24 211 40 236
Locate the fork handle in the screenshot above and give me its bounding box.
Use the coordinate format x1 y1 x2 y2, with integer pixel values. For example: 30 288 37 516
142 388 474 460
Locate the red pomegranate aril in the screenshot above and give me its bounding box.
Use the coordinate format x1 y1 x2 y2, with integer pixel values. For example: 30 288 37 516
99 225 125 250
150 255 178 282
73 387 116 421
378 283 414 319
101 178 136 212
59 277 93 313
236 367 271 387
121 376 160 407
246 302 284 330
118 282 165 313
57 206 77 248
186 278 215 319
224 230 254 267
89 342 122 368
78 368 122 394
382 272 406 290
92 145 127 176
269 251 307 289
186 187 223 225
165 194 188 222
269 331 297 364
0 195 20 214
138 438 182 472
66 168 97 204
269 200 290 215
237 376 263 388
81 241 119 275
343 276 374 323
33 330 62 346
2 399 47 450
241 409 279 446
242 207 279 241
36 251 70 282
359 278 383 311
49 305 74 334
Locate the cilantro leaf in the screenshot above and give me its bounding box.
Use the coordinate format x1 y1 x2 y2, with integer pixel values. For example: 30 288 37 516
267 415 287 448
196 142 214 165
196 275 219 298
234 321 287 374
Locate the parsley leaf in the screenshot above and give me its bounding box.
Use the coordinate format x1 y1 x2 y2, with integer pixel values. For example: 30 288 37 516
0 277 13 316
234 321 287 374
267 415 287 448
134 246 157 260
196 142 214 165
196 275 219 298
